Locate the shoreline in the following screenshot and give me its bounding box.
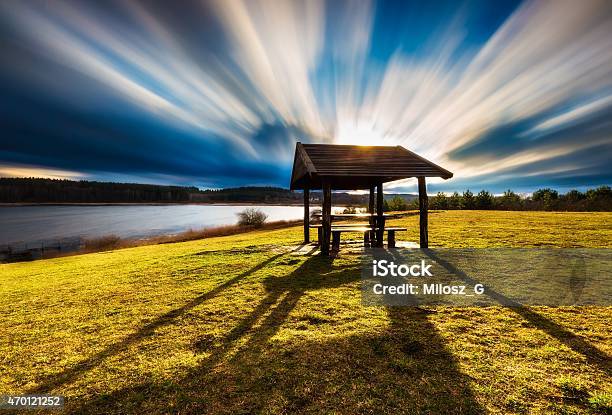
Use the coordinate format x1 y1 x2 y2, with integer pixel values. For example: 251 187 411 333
1 219 303 262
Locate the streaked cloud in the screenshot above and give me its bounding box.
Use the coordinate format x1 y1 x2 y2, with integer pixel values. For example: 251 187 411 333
525 95 612 137
0 0 610 192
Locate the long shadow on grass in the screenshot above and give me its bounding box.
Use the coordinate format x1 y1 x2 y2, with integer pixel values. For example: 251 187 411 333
423 250 611 376
27 244 312 395
69 252 484 414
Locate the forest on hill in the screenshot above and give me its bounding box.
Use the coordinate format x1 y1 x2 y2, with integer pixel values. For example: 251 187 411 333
0 178 368 205
0 178 198 203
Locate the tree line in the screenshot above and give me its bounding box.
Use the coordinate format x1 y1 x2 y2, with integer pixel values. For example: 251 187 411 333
1 179 316 204
191 186 303 203
0 179 368 205
383 186 611 212
2 178 610 210
0 178 198 203
193 187 370 205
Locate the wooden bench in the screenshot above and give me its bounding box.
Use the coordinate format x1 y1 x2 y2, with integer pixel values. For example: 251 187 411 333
330 227 373 250
359 227 407 248
311 224 407 249
310 223 370 245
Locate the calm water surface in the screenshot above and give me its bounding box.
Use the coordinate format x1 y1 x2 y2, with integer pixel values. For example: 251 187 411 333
0 204 320 245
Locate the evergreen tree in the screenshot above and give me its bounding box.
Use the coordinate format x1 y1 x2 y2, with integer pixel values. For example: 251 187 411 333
476 190 494 209
449 192 461 209
461 190 475 209
431 192 448 209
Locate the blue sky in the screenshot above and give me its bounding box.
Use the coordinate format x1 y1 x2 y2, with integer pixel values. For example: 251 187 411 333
0 0 611 193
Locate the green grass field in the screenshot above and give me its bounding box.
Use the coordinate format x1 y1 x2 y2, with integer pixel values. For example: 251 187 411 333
1 211 611 414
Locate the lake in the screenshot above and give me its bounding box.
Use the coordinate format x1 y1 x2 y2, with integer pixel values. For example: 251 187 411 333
0 204 329 246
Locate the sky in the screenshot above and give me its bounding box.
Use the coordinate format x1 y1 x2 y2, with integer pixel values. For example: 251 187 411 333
0 0 611 194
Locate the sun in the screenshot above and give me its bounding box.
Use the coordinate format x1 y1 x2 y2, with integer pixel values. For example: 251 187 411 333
335 118 388 146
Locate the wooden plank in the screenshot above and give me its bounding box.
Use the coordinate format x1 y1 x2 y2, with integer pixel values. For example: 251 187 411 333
329 227 374 232
418 176 428 248
303 186 309 243
321 181 332 256
310 223 371 228
297 142 317 174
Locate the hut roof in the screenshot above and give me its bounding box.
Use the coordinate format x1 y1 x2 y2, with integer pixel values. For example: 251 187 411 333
290 143 453 190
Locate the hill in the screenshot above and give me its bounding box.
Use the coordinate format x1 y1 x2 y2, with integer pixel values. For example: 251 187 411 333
0 211 610 414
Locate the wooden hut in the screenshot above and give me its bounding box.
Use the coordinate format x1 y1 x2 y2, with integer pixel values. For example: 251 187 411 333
289 143 453 255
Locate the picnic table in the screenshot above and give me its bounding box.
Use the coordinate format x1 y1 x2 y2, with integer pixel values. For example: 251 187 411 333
311 213 403 218
311 212 406 249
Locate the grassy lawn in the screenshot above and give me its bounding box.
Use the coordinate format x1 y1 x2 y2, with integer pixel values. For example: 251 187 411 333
1 211 611 414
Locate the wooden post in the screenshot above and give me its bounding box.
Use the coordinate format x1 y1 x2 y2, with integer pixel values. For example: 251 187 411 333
388 230 396 248
368 185 375 214
368 185 375 245
303 187 310 243
418 176 428 248
321 181 332 255
332 231 340 251
376 182 384 247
